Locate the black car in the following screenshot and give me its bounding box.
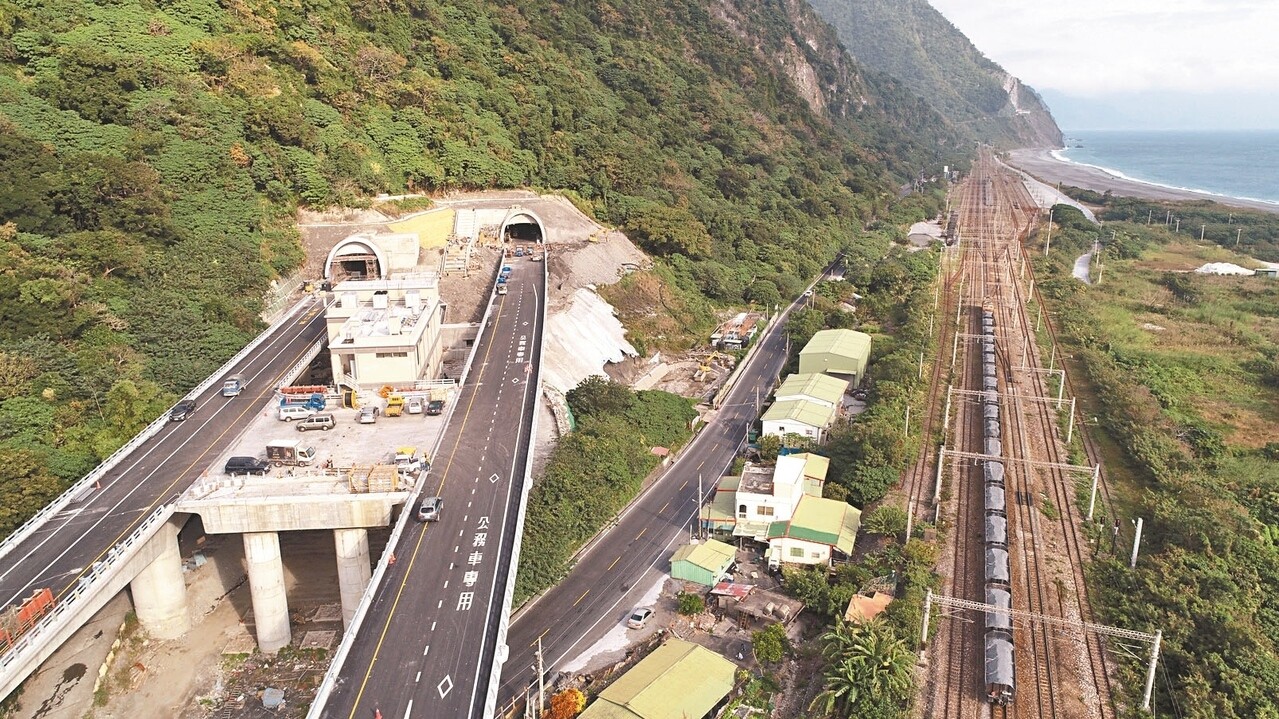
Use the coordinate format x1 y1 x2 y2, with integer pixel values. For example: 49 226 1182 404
426 400 445 416
224 456 271 475
170 399 198 422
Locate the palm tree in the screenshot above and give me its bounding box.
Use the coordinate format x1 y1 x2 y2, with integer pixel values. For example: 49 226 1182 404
809 619 915 717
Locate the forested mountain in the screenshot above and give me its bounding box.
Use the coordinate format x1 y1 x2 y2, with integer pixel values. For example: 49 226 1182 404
807 0 1063 149
0 0 969 533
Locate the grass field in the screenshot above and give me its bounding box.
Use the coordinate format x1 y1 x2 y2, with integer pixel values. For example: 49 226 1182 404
1083 240 1279 448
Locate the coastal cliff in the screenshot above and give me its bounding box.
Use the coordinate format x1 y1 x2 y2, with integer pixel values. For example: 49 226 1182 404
808 0 1064 149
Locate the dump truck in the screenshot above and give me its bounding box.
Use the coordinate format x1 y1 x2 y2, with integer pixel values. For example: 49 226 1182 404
393 446 429 477
222 373 247 397
385 393 405 417
265 439 317 467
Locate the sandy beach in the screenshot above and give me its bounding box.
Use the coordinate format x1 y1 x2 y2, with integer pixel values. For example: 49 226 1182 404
1006 148 1279 214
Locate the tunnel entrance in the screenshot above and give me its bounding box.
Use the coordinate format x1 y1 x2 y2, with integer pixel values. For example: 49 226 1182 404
324 238 387 281
498 208 547 246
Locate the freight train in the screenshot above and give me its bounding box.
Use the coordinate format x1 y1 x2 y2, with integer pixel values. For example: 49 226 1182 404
980 304 1015 705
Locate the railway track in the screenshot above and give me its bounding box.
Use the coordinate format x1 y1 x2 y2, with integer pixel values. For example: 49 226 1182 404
917 150 1117 718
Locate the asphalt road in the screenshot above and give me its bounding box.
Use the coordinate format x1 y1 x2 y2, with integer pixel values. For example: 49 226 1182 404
319 259 545 719
0 297 330 618
496 286 812 707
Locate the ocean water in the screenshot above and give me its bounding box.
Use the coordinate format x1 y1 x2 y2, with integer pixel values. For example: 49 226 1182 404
1055 130 1279 206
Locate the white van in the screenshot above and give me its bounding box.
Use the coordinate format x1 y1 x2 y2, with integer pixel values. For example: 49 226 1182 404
278 405 317 422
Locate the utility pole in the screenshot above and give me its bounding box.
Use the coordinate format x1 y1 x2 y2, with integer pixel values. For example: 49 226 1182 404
1130 517 1144 568
1147 209 1152 225
1066 396 1078 444
1200 224 1206 241
1043 208 1053 256
1237 228 1243 247
1087 465 1099 520
536 636 546 717
1175 218 1180 233
1142 630 1163 712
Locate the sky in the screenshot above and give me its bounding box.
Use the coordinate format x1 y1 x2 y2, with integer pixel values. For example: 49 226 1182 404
925 0 1279 130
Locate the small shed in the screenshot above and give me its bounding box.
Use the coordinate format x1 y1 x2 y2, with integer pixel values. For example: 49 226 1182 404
844 592 893 624
798 329 873 387
670 539 736 587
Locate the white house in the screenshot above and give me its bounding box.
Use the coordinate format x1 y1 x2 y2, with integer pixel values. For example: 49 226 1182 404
325 275 446 387
761 398 837 444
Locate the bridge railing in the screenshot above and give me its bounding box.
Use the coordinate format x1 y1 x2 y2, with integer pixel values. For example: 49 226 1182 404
0 506 172 680
480 244 548 718
0 296 318 565
308 262 507 716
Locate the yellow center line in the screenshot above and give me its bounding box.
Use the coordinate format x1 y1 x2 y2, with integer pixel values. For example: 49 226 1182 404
573 589 590 607
659 501 669 513
679 480 688 491
346 291 510 718
529 628 550 647
607 556 621 571
636 527 647 540
57 310 325 599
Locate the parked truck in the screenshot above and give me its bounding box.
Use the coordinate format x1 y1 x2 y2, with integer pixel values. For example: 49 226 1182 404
280 392 326 411
222 373 247 397
265 439 317 467
385 393 405 417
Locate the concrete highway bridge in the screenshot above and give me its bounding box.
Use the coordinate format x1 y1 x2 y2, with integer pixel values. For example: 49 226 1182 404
0 254 547 719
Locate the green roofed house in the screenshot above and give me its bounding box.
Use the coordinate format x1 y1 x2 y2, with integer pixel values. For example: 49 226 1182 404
765 495 861 569
761 398 837 444
775 372 848 409
798 328 872 387
578 638 738 719
670 539 736 587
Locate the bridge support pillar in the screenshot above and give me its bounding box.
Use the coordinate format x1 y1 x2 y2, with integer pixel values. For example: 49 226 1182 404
334 528 371 627
130 519 191 639
244 531 291 653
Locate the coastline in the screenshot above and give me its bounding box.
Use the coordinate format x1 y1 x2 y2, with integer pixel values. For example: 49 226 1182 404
1006 148 1279 215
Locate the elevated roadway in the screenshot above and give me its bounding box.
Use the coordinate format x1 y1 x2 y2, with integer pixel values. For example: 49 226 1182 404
315 258 545 719
0 296 330 698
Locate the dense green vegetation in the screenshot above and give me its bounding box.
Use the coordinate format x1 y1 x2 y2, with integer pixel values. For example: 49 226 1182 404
1033 204 1279 717
0 0 973 537
808 0 1061 150
1060 187 1279 262
0 0 945 540
514 378 696 604
779 211 942 508
782 538 938 719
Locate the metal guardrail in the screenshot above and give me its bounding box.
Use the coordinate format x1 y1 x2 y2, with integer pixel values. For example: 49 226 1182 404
307 258 510 716
0 296 318 566
480 251 547 718
0 505 172 678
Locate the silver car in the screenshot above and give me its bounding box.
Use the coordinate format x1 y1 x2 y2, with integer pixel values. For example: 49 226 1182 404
357 406 380 424
417 496 443 522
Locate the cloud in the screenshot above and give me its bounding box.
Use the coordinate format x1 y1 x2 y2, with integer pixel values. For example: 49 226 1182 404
927 0 1279 97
